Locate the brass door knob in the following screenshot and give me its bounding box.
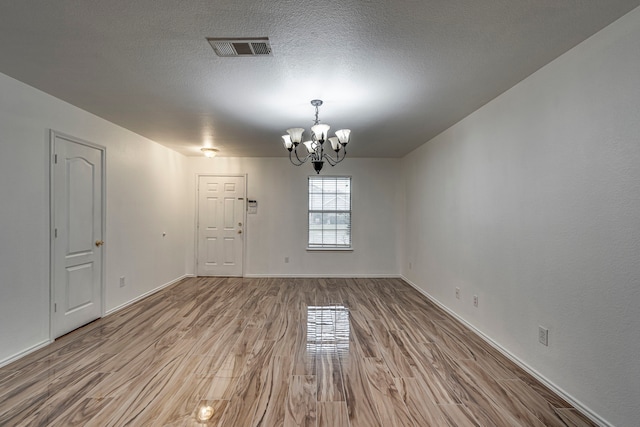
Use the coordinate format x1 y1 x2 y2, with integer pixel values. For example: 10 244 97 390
238 230 242 234
95 240 104 247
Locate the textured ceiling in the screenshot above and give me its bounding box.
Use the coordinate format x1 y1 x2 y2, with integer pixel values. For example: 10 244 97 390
0 1 638 157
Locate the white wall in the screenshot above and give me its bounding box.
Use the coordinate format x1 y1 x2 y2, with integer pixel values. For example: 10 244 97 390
402 7 640 427
0 72 189 364
186 157 403 277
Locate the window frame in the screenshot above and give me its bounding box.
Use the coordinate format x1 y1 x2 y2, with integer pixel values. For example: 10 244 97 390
307 175 353 251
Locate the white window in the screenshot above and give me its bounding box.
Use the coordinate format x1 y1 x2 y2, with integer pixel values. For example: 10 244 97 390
308 176 351 249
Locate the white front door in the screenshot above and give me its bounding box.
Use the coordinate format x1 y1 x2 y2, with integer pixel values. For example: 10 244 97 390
51 132 104 338
197 175 245 276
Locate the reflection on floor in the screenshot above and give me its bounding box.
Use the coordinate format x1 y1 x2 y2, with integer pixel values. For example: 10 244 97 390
307 305 350 357
0 277 596 426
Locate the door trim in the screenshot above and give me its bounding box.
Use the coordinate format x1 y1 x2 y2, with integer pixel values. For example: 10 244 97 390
194 173 247 277
49 130 106 340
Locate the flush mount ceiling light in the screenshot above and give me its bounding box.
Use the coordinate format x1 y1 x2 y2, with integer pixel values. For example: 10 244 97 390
281 100 351 174
201 147 219 158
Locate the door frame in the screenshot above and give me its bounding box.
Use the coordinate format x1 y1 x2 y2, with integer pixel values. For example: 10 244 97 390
194 173 247 277
49 130 106 339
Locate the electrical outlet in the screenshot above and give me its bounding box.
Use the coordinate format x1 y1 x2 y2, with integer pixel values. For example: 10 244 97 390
538 326 549 346
455 287 460 299
284 257 289 263
473 295 478 307
119 276 126 288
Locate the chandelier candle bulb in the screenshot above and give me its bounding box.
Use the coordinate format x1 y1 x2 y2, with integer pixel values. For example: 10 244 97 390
286 128 305 145
281 99 352 174
282 135 294 151
329 137 341 152
335 129 351 145
303 141 315 154
311 124 330 142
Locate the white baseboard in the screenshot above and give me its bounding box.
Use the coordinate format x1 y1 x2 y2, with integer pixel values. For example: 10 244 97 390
0 339 51 368
400 275 610 427
105 274 193 316
243 273 402 279
1 275 194 369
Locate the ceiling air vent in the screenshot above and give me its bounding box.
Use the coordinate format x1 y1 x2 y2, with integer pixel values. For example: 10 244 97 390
207 37 272 57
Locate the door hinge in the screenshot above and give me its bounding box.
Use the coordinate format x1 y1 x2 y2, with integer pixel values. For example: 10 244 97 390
54 154 58 164
54 228 58 238
54 303 57 312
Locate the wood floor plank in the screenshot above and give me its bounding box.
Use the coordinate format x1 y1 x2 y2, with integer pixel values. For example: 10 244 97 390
284 375 316 427
429 344 529 427
317 401 350 427
198 375 239 401
409 342 462 404
207 326 265 379
284 320 316 376
395 377 450 426
554 408 599 427
216 339 276 427
458 360 546 427
139 354 207 425
94 354 186 426
182 399 228 426
250 355 292 426
367 319 414 378
341 352 384 427
362 357 415 427
317 347 345 402
349 309 380 357
498 378 584 427
439 403 482 427
0 277 597 427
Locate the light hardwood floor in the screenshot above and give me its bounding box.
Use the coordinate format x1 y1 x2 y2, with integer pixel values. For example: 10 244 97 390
0 277 596 426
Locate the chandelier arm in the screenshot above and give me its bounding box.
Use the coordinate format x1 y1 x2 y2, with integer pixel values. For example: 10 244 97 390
322 152 339 166
289 147 308 165
322 146 348 166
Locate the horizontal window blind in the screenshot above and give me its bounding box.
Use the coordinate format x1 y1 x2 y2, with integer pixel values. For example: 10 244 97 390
308 176 351 248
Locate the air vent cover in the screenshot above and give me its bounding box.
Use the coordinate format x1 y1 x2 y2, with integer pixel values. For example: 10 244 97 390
207 37 272 57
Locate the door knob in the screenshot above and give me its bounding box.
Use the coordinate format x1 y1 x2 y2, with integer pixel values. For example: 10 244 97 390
95 240 104 247
238 230 242 234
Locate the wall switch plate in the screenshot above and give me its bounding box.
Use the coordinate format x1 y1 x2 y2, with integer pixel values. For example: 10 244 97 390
409 262 412 270
538 326 549 346
455 287 460 299
119 276 126 288
473 295 478 307
284 257 289 263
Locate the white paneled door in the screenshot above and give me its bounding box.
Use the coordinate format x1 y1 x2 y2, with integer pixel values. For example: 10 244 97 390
197 175 245 276
51 133 104 338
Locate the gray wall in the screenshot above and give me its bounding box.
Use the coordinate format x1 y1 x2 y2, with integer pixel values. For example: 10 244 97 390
0 72 189 364
186 157 404 277
402 8 640 426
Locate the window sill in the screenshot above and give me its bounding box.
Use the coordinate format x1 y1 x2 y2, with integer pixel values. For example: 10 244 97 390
306 247 353 252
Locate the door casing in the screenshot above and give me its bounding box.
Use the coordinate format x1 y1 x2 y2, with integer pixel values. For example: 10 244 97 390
49 130 106 339
195 174 247 277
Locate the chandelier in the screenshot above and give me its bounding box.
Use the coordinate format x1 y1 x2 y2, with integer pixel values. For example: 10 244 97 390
281 99 351 174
